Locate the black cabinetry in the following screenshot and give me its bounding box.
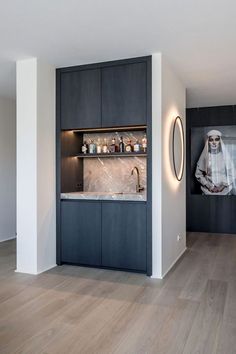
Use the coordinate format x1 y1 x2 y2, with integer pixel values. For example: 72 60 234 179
61 201 101 266
101 62 147 127
60 69 101 129
56 56 152 275
102 202 147 271
60 200 147 272
58 57 150 129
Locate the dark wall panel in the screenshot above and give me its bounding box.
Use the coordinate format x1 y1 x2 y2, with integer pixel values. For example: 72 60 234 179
186 105 236 234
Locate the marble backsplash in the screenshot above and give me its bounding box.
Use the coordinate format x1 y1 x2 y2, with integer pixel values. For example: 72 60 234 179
83 157 146 193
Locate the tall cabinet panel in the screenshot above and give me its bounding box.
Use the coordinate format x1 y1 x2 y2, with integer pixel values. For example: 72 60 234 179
101 62 147 127
57 56 152 275
61 201 101 266
102 202 147 271
60 69 101 129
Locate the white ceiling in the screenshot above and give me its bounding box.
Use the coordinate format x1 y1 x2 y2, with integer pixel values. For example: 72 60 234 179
0 0 236 108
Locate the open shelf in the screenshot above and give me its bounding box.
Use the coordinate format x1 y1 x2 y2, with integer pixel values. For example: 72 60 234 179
76 152 147 158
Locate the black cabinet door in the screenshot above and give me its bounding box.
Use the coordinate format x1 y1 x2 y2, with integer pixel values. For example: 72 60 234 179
101 62 147 127
60 69 101 129
102 202 147 271
61 201 101 266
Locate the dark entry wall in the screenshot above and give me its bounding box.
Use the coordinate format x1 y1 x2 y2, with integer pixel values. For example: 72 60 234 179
186 105 236 234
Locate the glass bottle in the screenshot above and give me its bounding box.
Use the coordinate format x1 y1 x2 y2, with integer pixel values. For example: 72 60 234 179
102 138 108 153
142 133 147 152
81 141 87 154
119 136 125 153
125 140 132 153
110 137 116 153
89 140 96 154
133 140 140 153
96 138 102 154
93 141 97 153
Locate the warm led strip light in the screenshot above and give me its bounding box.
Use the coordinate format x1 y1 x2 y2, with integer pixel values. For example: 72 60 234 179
71 125 147 133
172 116 185 181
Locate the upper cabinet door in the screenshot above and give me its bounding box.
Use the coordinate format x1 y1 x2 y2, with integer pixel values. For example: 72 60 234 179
102 62 147 127
60 69 101 129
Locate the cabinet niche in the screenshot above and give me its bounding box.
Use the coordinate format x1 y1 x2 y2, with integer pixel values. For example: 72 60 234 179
61 126 147 194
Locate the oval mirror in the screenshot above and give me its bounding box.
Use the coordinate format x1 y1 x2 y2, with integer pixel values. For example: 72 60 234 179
172 116 185 181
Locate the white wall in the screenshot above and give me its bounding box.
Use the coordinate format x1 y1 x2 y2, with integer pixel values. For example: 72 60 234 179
161 57 186 277
16 58 56 274
37 61 56 273
152 53 186 278
0 97 16 242
152 53 162 278
17 58 37 273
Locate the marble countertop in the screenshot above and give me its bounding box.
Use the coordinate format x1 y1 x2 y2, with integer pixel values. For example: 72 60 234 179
61 191 146 202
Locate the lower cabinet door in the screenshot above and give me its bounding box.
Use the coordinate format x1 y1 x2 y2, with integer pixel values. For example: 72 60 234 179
102 202 147 272
61 201 101 266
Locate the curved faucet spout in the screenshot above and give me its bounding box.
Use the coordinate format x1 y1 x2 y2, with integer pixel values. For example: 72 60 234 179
131 166 144 193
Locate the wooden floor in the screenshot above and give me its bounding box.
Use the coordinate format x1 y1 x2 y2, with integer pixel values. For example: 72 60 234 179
0 233 236 354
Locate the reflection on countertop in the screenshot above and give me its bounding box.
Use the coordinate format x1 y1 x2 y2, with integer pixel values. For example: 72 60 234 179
61 191 146 201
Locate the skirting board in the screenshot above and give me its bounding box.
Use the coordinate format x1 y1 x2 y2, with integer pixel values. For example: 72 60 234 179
0 236 16 243
151 247 187 279
15 264 57 275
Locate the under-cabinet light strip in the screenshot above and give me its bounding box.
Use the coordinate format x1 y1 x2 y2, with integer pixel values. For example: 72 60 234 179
69 125 147 133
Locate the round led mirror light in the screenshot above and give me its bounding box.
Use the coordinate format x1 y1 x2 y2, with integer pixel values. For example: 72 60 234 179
172 116 185 181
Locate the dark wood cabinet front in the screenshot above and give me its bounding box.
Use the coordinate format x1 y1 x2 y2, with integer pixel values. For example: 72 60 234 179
60 69 101 129
102 202 147 272
101 62 147 127
57 56 151 275
61 201 101 266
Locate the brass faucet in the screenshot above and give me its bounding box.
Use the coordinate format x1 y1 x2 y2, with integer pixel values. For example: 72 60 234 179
131 166 144 193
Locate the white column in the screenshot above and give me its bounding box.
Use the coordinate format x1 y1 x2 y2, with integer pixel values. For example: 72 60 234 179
161 56 186 277
16 58 56 274
152 53 186 279
151 53 163 278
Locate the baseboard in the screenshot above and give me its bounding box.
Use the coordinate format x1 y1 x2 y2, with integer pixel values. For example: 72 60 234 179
15 268 38 275
0 236 16 243
150 247 187 280
15 264 57 275
36 264 57 275
161 247 187 279
151 273 163 280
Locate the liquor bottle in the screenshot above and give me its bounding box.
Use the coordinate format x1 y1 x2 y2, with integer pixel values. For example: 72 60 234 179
109 137 116 153
96 139 102 154
133 140 140 153
142 134 147 152
125 140 132 153
89 140 96 154
81 141 87 154
119 136 125 153
102 138 108 153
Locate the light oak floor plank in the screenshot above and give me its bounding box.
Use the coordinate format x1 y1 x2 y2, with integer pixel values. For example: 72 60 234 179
182 279 227 354
0 233 235 354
